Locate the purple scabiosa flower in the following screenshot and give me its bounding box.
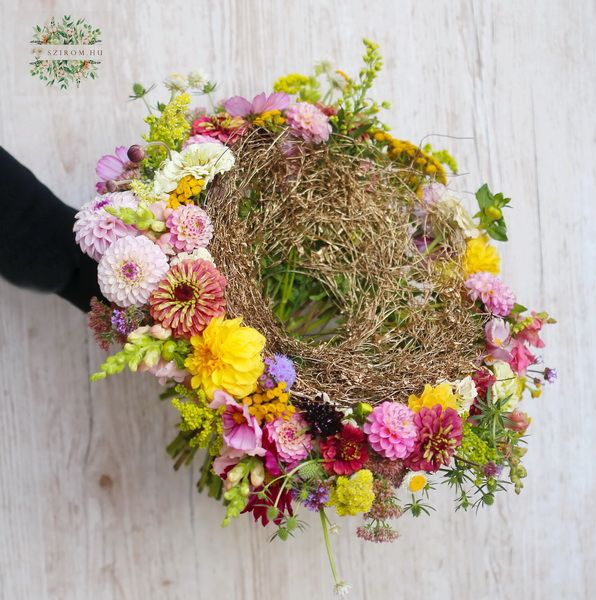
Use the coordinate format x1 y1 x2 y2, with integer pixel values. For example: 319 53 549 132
303 483 331 511
544 367 557 384
483 461 503 478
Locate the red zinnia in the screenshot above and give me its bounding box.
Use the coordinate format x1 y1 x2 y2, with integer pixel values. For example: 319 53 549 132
320 424 369 476
149 259 226 338
404 404 463 473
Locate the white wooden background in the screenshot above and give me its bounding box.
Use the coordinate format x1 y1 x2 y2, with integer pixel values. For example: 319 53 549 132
1 1 594 599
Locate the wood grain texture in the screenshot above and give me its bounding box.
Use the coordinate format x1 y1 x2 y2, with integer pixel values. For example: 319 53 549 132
1 1 594 598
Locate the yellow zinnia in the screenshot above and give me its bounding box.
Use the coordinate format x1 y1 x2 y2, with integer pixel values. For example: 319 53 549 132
408 382 457 413
185 316 266 399
463 235 500 276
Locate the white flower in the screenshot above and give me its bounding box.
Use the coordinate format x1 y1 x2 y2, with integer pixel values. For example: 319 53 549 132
164 72 188 92
491 361 521 412
438 192 480 238
170 247 215 266
188 69 208 89
153 143 235 198
451 376 478 414
334 581 352 596
97 236 169 307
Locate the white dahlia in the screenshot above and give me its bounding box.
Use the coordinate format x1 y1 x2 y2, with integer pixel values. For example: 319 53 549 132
153 142 235 198
74 192 139 261
97 236 169 307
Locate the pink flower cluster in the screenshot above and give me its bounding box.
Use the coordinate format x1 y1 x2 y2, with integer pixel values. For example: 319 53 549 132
285 102 331 144
363 402 417 460
465 271 515 316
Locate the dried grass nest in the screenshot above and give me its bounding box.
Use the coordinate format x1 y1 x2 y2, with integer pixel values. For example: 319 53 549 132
207 130 485 407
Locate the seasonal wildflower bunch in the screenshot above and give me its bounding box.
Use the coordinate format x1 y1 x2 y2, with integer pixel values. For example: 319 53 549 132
78 41 556 594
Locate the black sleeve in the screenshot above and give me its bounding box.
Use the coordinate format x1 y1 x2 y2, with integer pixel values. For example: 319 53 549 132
0 146 104 312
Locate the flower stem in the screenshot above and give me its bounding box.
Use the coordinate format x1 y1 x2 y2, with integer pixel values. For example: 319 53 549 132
319 508 340 586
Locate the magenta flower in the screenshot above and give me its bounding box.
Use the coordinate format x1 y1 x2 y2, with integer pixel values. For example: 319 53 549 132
285 102 331 144
485 318 513 361
404 405 463 472
363 401 418 460
465 271 515 317
95 146 138 193
209 391 264 456
223 92 290 117
515 312 546 348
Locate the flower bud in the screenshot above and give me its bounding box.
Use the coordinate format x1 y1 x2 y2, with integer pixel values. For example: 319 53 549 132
227 463 246 485
149 324 172 340
127 144 145 163
106 179 118 192
486 206 502 221
505 410 530 434
249 461 265 487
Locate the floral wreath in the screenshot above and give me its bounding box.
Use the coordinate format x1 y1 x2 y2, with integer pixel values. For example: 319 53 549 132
77 41 556 594
29 16 101 89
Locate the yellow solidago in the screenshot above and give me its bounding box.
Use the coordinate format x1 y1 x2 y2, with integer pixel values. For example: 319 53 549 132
328 469 375 517
253 110 285 129
143 93 191 168
185 316 266 400
241 382 295 425
463 235 500 276
171 395 223 455
273 73 311 94
408 382 457 413
167 175 205 209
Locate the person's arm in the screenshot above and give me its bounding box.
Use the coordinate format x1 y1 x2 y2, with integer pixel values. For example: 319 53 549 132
0 146 103 312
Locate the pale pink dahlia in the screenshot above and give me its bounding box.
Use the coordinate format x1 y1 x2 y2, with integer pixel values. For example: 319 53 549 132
465 271 515 317
74 192 139 261
363 402 418 460
266 414 312 464
149 259 226 338
285 102 331 144
166 205 214 252
97 236 169 307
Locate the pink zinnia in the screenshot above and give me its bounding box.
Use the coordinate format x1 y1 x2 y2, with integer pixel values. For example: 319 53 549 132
363 402 418 460
266 414 312 464
465 272 515 317
166 205 214 252
209 391 264 455
223 92 290 117
191 113 247 144
149 259 226 338
285 102 331 144
405 405 463 472
95 146 139 194
485 318 513 361
74 192 139 261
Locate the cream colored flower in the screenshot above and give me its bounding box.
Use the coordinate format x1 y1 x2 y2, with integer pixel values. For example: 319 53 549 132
153 143 235 199
491 361 521 412
170 247 215 266
438 192 480 239
164 72 189 93
451 376 478 414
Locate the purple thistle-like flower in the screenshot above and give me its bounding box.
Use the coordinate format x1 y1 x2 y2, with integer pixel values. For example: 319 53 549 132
544 367 557 384
260 354 297 390
303 484 331 511
483 461 503 478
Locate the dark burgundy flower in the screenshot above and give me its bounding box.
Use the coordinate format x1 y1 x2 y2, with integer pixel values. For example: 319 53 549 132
243 482 293 527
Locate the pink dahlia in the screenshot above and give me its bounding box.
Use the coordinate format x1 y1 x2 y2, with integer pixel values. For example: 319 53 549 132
166 205 214 252
223 92 290 117
465 271 515 317
74 192 139 261
95 146 139 194
285 102 331 144
363 401 418 460
97 236 169 307
209 391 264 455
149 259 226 338
265 413 312 464
404 405 463 472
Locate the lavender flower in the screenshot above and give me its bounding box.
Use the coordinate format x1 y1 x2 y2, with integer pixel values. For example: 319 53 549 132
260 354 297 390
303 484 331 511
544 367 557 384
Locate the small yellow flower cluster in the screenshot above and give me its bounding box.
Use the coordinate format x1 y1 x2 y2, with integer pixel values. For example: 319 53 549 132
168 175 205 209
463 235 500 276
171 397 223 454
408 382 458 412
253 110 285 129
241 382 295 424
328 469 375 516
273 73 310 94
373 131 447 184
